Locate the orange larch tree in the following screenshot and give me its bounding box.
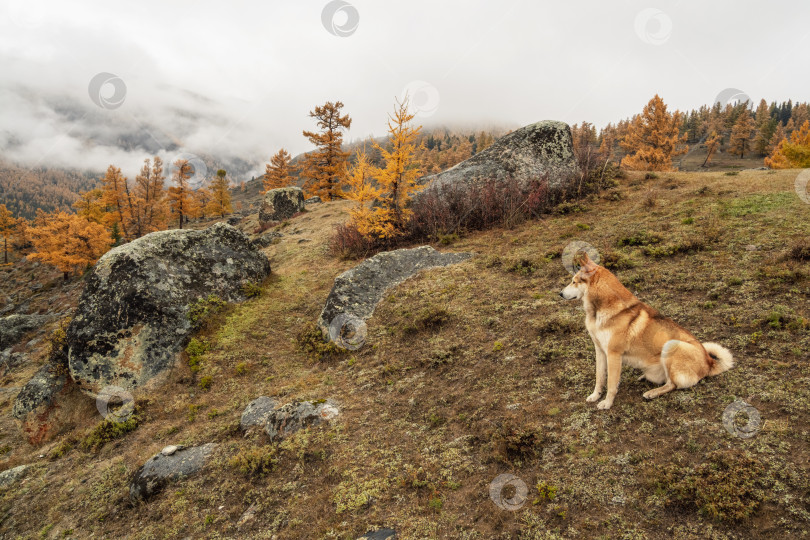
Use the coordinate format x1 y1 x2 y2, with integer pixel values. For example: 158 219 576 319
167 160 196 229
344 146 383 237
29 212 112 280
0 204 17 264
301 101 352 200
620 95 688 171
727 109 756 158
100 165 134 240
263 149 297 192
134 156 168 235
370 96 423 236
208 169 233 218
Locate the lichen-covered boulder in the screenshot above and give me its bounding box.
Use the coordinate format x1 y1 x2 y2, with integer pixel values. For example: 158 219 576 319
0 314 48 349
264 399 340 442
358 529 397 540
240 396 277 432
0 465 30 489
317 246 472 340
419 120 577 191
67 223 271 398
259 187 305 225
130 443 216 501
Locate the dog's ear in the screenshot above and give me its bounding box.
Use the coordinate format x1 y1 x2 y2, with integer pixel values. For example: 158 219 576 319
574 250 599 275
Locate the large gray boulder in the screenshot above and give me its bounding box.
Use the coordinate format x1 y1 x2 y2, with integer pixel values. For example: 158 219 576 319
67 223 271 398
317 246 472 341
420 120 577 190
0 314 48 349
259 187 305 225
264 399 340 442
240 396 277 432
130 443 216 501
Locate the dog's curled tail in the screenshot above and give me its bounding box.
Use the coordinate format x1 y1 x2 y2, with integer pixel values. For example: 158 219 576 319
703 342 734 375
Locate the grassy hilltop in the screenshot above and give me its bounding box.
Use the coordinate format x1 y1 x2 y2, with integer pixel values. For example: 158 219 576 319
1 168 809 539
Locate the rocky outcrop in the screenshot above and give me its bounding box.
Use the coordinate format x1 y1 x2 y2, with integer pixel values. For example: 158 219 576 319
67 223 271 398
0 314 48 349
264 399 340 442
0 465 30 489
240 396 277 432
317 246 472 340
419 120 577 191
259 187 305 225
130 443 217 502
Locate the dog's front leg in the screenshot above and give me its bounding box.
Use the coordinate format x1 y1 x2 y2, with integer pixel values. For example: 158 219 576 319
597 352 622 410
587 339 606 403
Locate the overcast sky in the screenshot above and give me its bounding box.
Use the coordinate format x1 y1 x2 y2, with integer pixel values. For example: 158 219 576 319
1 0 808 180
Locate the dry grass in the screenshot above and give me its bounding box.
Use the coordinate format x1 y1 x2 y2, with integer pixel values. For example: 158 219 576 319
2 171 810 539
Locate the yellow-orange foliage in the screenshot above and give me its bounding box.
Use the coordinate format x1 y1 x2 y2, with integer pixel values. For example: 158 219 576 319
208 169 233 218
701 131 722 167
766 120 810 168
620 95 688 171
0 203 17 264
727 109 756 158
301 101 352 200
167 160 197 229
73 188 106 225
100 165 133 239
29 212 111 279
344 147 385 237
367 97 423 236
264 149 296 192
132 157 168 235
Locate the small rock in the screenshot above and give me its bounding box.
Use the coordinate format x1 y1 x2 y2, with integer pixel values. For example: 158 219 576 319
745 244 758 251
506 403 521 410
227 216 241 226
240 396 277 431
0 314 49 349
0 465 29 489
161 445 184 456
304 196 322 204
251 231 283 248
130 443 217 502
264 399 340 442
297 238 311 244
357 529 396 540
237 503 258 527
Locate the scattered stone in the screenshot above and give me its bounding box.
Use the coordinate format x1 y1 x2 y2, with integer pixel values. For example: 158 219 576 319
1 350 30 373
240 396 277 432
259 187 305 225
227 216 241 226
745 244 758 251
130 443 217 502
237 503 259 527
317 246 472 340
161 445 183 456
66 223 271 399
297 238 311 244
264 399 340 442
419 120 577 192
358 529 396 540
251 230 283 248
304 196 322 204
0 465 30 489
506 403 521 410
12 363 67 421
0 314 49 349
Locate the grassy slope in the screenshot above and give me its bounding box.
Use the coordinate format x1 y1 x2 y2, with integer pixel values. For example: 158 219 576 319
2 169 810 539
